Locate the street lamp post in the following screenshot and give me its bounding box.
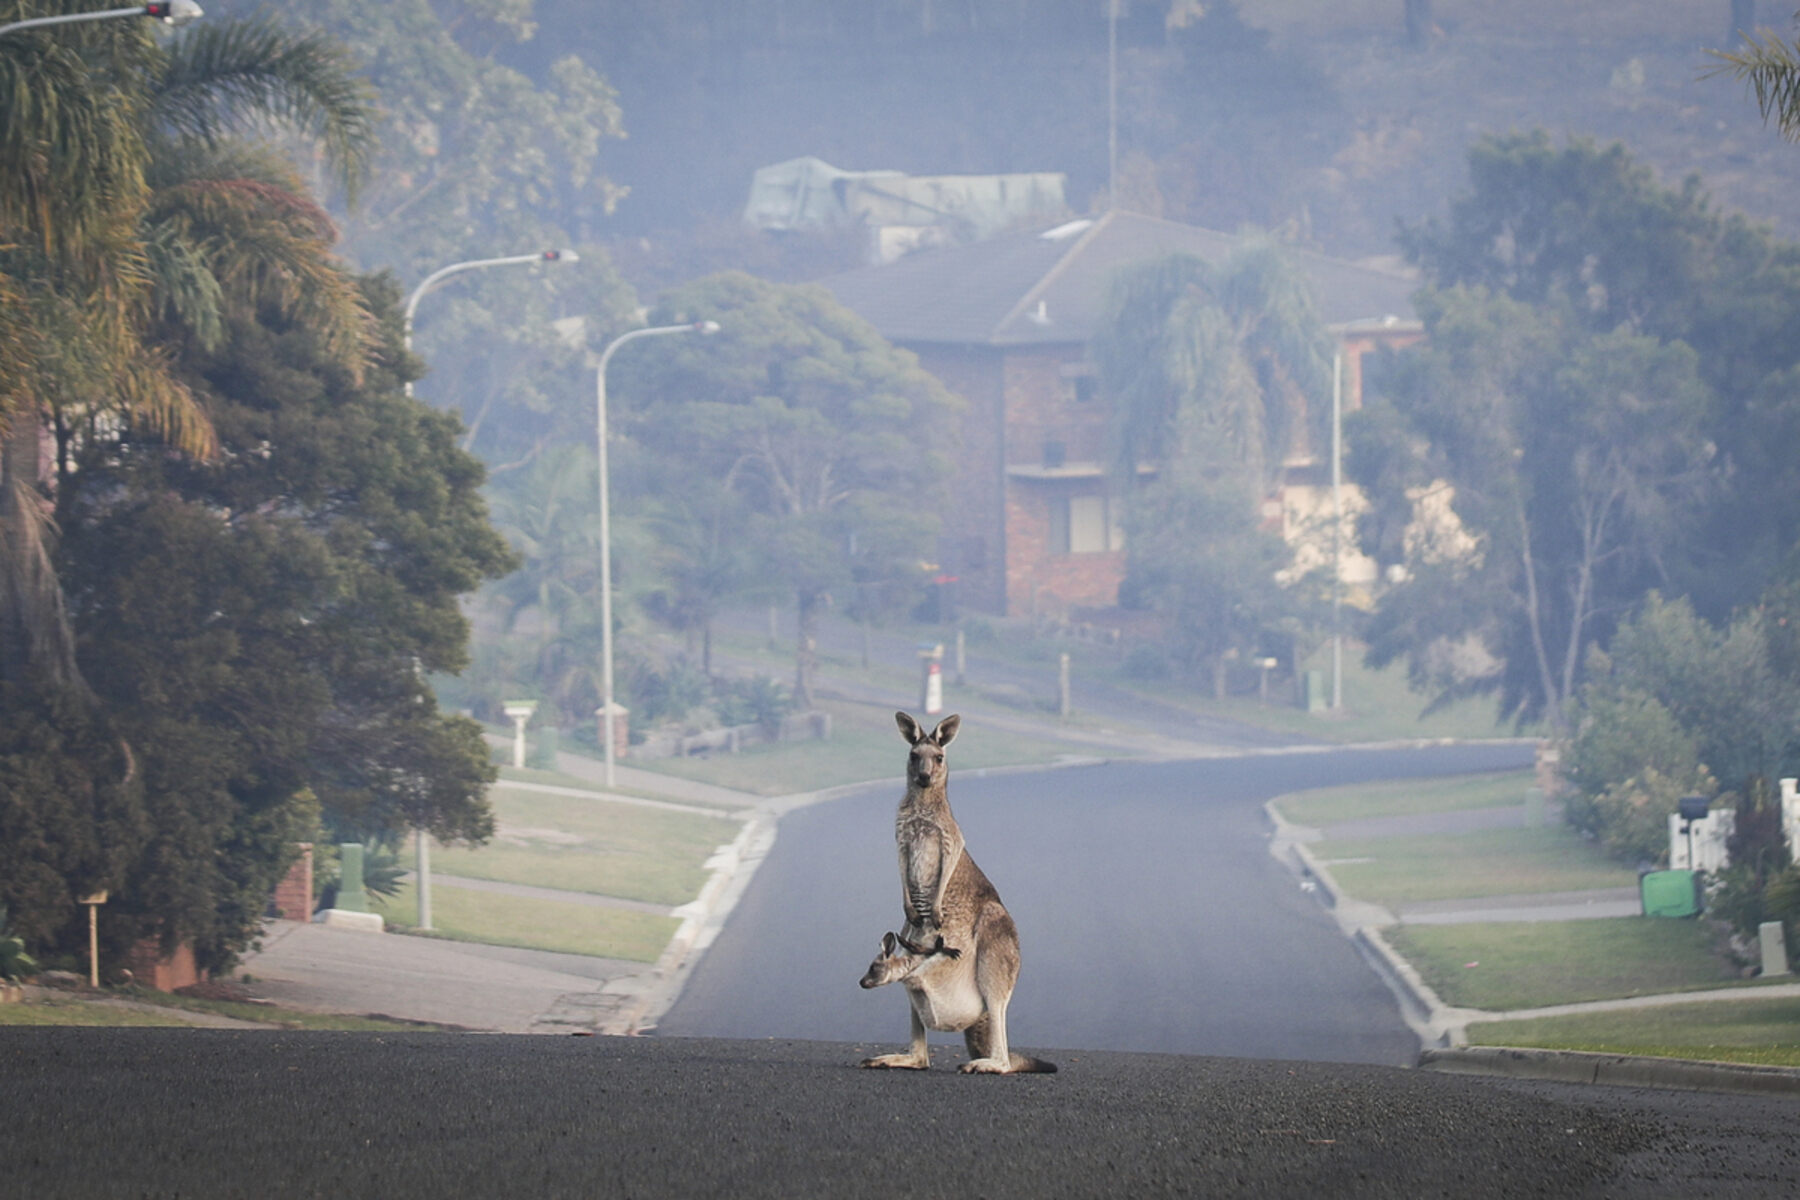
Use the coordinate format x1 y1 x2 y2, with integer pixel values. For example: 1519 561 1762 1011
402 250 573 926
595 321 719 788
401 249 578 396
0 2 202 36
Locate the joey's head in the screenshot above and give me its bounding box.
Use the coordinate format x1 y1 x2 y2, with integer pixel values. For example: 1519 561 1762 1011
860 931 956 988
895 711 960 789
859 932 908 989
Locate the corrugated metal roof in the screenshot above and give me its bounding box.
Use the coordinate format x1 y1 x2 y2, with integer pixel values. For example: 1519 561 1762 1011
821 210 1419 346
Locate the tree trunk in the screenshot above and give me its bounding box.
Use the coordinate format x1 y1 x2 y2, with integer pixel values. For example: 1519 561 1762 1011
795 590 821 710
0 418 78 686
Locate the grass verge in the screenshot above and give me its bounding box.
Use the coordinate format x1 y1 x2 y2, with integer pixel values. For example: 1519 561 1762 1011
629 697 1082 796
428 785 739 907
1387 918 1745 1010
0 994 192 1027
0 989 441 1031
1468 996 1800 1067
1274 770 1536 827
1319 826 1637 905
375 879 678 963
1113 639 1529 744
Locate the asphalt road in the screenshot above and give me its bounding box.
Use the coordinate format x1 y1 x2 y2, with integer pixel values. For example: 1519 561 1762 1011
658 743 1535 1064
4 1028 1796 1198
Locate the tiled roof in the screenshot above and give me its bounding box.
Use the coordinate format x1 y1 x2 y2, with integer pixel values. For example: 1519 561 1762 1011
820 210 1419 347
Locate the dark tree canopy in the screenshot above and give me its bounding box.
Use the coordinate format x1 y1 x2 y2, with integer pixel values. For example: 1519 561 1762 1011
0 275 513 970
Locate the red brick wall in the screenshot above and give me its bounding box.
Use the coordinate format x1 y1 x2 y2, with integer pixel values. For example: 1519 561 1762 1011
913 345 1009 615
271 844 313 922
1000 344 1125 617
1005 480 1126 617
122 939 204 992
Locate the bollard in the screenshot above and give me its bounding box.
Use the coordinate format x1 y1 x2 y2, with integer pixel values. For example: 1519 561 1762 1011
1760 921 1790 977
1058 652 1071 718
337 843 369 914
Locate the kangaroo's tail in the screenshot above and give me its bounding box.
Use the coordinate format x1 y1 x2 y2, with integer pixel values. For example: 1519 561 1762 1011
1010 1052 1058 1074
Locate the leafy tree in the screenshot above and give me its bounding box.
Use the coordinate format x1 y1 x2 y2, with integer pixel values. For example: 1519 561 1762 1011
1562 588 1800 868
13 274 514 971
279 0 640 476
1396 132 1800 623
0 8 509 970
1 7 376 690
1092 244 1332 692
619 272 958 708
1354 289 1712 730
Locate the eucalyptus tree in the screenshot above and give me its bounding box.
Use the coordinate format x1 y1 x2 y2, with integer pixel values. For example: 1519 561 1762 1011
1376 133 1800 730
280 0 639 474
1352 289 1713 732
619 272 958 710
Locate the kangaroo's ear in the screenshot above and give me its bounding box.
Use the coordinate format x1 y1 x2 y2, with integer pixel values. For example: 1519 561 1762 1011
932 714 961 747
895 711 925 745
881 931 898 956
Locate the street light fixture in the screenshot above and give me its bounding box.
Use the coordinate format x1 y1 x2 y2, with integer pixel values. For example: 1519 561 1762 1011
0 2 202 36
401 249 579 396
596 320 720 788
402 250 574 926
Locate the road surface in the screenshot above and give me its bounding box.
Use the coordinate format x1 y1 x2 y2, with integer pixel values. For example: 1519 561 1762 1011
3 1028 1795 1198
658 743 1534 1064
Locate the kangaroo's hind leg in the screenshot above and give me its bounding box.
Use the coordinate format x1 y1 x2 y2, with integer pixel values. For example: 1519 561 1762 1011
860 999 931 1070
960 924 1020 1075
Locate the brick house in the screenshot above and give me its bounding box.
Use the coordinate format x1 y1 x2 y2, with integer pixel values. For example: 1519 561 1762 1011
820 210 1423 618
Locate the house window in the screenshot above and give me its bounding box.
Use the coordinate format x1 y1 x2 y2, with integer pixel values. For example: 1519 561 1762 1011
1051 493 1123 555
1060 363 1098 404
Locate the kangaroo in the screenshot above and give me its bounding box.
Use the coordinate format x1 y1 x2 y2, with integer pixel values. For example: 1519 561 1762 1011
859 711 1056 1075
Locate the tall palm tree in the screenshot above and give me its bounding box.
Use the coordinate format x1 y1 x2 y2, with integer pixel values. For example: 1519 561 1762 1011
0 5 375 685
1094 242 1334 499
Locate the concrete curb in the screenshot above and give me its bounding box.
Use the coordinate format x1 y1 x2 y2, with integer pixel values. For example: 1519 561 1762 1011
1420 1045 1800 1098
1266 796 1800 1094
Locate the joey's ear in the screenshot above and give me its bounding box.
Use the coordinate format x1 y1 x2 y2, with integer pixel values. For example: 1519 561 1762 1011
895 711 925 745
932 714 961 747
881 931 898 955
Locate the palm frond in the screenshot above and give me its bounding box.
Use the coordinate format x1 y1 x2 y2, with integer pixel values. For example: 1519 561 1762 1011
0 29 148 262
151 16 379 200
1706 30 1800 142
150 175 373 373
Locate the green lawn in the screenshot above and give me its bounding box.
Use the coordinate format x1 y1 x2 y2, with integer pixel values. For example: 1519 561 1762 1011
1119 639 1528 744
1319 827 1637 905
1387 918 1746 1010
1469 995 1800 1067
427 785 740 907
375 879 679 963
494 764 746 812
0 991 437 1031
0 995 193 1026
631 697 1083 796
1275 770 1537 827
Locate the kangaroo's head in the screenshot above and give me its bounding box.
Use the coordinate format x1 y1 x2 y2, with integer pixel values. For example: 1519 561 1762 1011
896 711 960 790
